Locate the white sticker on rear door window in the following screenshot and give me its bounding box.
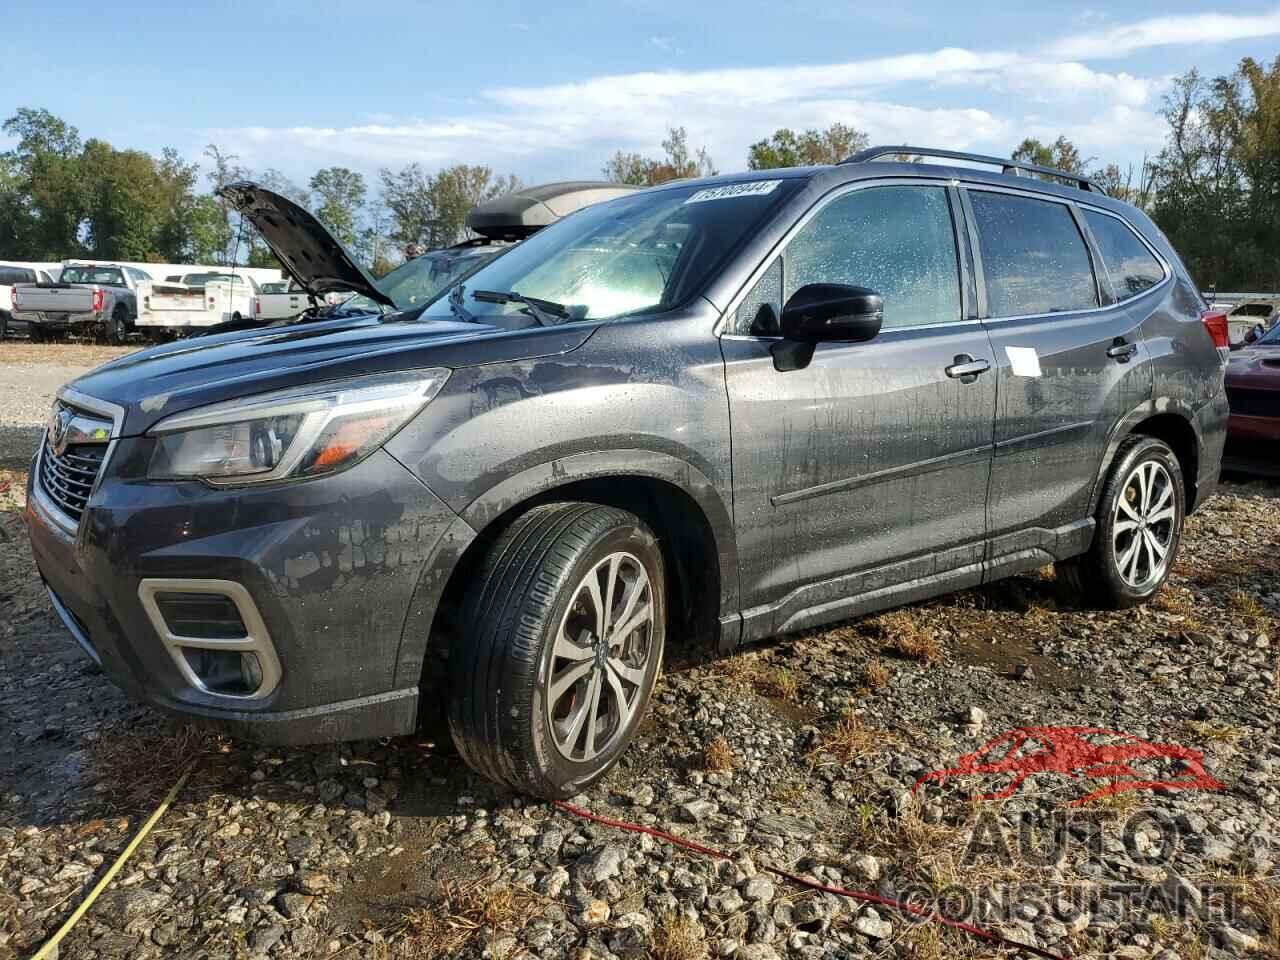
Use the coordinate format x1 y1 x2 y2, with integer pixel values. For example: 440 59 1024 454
683 180 782 204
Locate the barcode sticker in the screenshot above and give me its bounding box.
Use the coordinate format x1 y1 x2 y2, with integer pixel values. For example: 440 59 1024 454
683 180 782 204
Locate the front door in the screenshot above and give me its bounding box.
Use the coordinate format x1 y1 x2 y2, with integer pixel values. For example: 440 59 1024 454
721 182 997 641
964 188 1155 572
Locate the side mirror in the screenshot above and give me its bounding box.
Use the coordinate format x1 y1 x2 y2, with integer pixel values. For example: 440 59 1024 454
771 283 883 371
780 283 884 343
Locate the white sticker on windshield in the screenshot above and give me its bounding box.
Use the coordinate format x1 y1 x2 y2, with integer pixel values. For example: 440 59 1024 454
683 180 782 204
1005 346 1043 378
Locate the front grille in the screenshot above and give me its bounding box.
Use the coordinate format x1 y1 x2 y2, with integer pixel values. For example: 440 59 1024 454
1227 386 1279 419
37 402 113 524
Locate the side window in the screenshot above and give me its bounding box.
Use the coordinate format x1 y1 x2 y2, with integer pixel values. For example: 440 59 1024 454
969 192 1098 317
732 258 783 334
1082 211 1164 300
785 185 961 329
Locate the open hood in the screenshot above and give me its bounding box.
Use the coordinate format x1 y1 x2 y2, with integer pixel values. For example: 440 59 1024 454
217 181 396 308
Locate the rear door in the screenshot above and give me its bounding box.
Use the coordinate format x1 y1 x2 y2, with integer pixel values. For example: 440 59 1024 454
722 180 997 640
967 187 1154 574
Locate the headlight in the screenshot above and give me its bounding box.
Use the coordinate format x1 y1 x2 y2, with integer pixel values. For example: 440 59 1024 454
147 369 450 484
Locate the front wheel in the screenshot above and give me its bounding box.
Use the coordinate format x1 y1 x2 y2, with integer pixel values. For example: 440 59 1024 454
447 502 666 798
1057 436 1184 608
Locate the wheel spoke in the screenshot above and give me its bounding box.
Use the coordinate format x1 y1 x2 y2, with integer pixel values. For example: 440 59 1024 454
560 670 599 756
600 554 622 639
1117 495 1142 523
581 570 606 640
1144 529 1168 561
1116 539 1140 583
1148 506 1176 526
1148 482 1173 516
602 663 634 731
1128 537 1145 581
608 655 647 687
1113 518 1139 536
549 659 593 705
553 628 594 662
612 568 649 641
583 670 605 759
1140 463 1155 512
611 601 653 650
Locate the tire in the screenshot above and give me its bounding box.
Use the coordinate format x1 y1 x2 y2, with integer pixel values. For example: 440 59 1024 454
0 311 8 340
1057 436 1185 609
107 307 129 345
447 502 666 798
29 325 48 344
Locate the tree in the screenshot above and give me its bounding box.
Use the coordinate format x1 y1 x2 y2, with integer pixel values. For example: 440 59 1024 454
600 126 717 185
309 166 365 247
2 107 87 258
747 123 869 169
81 140 166 260
1011 135 1087 174
203 144 247 264
380 162 521 252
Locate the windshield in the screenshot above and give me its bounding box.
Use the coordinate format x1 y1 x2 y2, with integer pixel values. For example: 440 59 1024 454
419 179 801 326
60 266 125 286
1258 322 1280 345
340 245 507 315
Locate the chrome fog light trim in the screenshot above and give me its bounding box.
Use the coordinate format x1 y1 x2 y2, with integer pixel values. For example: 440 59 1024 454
138 578 282 700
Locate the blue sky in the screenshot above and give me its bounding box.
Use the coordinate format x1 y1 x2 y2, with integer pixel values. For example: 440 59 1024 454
3 1 1280 190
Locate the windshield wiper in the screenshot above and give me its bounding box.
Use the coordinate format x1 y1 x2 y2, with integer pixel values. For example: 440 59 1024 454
472 289 571 327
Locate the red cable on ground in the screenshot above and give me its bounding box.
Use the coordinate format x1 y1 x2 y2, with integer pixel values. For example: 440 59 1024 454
552 799 1068 960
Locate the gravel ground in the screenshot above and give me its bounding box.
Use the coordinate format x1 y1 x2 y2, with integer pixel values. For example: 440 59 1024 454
0 348 1277 960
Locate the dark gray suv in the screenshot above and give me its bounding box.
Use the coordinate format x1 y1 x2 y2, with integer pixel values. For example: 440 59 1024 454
25 147 1230 798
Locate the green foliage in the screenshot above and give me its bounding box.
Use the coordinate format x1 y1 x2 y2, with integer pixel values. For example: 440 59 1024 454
747 123 869 169
379 162 520 251
1011 135 1086 174
309 166 366 247
601 126 717 185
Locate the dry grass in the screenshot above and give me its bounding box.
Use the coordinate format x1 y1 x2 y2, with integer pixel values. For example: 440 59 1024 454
1 341 137 366
809 711 888 765
649 912 708 960
399 880 544 957
0 467 27 512
870 610 942 664
1192 558 1255 587
87 724 226 809
701 735 738 773
770 780 811 806
860 660 891 690
1183 719 1245 744
1228 589 1275 633
712 655 801 700
1242 878 1280 955
757 666 798 699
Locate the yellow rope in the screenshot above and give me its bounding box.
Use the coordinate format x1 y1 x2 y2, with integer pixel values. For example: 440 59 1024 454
29 761 196 960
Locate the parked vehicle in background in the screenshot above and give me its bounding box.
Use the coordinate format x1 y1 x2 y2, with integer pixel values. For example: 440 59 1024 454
24 148 1227 798
135 272 257 338
1226 299 1280 345
0 264 54 338
11 263 150 343
1224 321 1280 476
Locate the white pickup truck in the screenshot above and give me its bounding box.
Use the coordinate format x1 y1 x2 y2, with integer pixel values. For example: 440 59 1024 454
0 264 54 339
12 263 150 342
135 272 258 337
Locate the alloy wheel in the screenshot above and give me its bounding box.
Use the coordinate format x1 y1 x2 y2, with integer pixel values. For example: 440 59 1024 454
1111 460 1176 589
545 551 655 762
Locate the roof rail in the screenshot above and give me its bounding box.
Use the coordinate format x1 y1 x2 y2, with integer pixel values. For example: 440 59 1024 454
840 145 1108 195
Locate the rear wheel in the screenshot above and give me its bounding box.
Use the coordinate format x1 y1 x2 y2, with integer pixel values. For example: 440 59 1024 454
107 307 129 345
447 502 666 798
29 325 48 344
0 311 8 340
1057 436 1184 608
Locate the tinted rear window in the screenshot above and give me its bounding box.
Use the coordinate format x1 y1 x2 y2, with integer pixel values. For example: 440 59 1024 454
970 192 1098 318
1082 210 1164 300
0 267 33 284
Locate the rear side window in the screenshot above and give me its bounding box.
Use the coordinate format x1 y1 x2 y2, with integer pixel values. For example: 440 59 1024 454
970 192 1098 318
1082 210 1164 300
784 185 962 329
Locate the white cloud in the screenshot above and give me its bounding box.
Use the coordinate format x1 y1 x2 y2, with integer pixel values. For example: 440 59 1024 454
1046 8 1280 59
203 8 1280 185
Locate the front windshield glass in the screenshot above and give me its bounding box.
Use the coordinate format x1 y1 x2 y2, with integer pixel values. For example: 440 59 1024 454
341 246 506 315
60 266 125 286
1258 322 1280 344
419 179 801 325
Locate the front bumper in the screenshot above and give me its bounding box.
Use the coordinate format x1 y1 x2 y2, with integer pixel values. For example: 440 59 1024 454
25 441 472 744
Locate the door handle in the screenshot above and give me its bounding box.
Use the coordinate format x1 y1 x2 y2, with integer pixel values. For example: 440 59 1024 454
945 355 991 383
1107 338 1138 362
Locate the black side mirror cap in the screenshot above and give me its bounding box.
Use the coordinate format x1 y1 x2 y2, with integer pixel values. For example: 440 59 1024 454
771 283 884 371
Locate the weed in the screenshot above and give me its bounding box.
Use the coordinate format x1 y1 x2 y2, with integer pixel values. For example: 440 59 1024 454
702 736 738 772
860 660 891 690
650 911 708 960
870 611 942 664
399 880 543 957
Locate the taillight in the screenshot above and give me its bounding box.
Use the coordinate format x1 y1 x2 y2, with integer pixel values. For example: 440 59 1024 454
251 296 260 317
10 289 18 309
1201 309 1229 350
91 288 104 313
